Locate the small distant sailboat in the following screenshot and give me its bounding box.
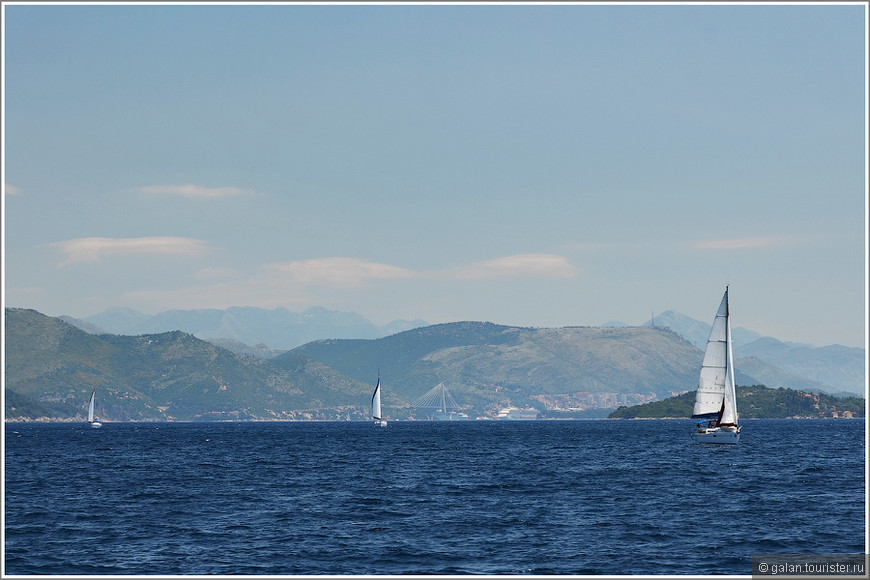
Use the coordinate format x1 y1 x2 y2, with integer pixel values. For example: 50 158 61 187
87 388 103 428
372 374 387 428
692 286 740 444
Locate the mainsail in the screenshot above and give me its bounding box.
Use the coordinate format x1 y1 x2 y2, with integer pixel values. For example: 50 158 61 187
692 287 738 425
88 388 97 423
371 377 382 421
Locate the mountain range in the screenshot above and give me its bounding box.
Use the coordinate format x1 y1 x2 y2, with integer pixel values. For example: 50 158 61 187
5 306 865 423
284 323 702 412
62 305 865 396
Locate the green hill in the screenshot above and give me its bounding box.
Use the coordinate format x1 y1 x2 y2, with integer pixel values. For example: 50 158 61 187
284 322 707 413
607 385 865 419
5 308 369 421
286 322 837 413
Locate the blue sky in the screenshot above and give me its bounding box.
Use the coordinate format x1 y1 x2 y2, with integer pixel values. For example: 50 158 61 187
3 2 867 348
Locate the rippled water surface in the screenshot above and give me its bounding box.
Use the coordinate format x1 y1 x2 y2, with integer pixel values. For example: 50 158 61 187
4 419 865 575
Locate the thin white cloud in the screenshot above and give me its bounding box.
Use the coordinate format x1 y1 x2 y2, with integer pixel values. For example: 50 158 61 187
450 253 579 280
139 184 251 198
692 236 795 250
49 236 212 266
264 254 578 285
5 184 21 195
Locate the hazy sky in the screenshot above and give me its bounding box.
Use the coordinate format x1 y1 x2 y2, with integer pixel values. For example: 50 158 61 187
3 2 867 348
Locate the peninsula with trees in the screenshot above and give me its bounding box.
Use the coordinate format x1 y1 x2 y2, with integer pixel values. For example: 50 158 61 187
608 385 865 419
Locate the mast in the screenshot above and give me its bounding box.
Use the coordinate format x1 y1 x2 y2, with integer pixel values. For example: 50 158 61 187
719 287 739 427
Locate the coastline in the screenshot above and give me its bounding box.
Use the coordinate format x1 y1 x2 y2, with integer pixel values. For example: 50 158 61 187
5 416 865 424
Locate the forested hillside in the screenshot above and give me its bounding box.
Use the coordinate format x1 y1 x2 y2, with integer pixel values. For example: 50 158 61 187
5 308 369 421
608 385 865 419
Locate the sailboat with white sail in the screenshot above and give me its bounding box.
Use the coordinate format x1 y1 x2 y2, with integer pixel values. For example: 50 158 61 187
87 388 103 428
692 286 740 444
372 374 387 427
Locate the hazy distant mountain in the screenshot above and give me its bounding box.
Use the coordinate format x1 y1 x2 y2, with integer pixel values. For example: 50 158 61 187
83 306 151 334
58 315 106 335
735 356 830 393
643 310 762 349
76 306 428 350
735 337 864 395
642 310 863 395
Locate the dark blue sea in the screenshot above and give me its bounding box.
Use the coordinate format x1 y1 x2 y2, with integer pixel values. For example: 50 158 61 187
4 419 866 576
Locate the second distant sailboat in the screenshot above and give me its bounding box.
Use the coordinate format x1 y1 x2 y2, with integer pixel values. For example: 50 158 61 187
87 388 102 428
372 374 387 428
